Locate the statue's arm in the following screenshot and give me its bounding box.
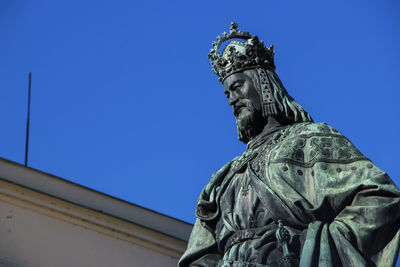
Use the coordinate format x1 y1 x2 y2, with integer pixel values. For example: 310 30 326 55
287 127 400 266
178 219 221 267
269 124 400 266
179 161 233 266
299 160 400 267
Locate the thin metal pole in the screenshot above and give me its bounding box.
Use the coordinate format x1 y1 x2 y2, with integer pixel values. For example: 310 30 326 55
25 72 31 166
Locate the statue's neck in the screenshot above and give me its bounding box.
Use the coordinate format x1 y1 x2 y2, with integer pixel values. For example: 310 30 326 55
246 117 283 150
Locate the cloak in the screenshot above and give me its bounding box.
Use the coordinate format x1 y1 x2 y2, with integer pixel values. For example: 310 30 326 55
179 122 400 267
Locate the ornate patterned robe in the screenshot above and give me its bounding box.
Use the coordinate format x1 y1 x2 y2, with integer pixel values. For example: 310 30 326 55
179 122 400 267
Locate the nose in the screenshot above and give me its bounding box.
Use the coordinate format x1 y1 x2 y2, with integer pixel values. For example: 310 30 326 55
228 92 239 106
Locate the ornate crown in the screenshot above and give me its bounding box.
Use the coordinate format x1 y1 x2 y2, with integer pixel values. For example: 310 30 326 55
208 22 275 82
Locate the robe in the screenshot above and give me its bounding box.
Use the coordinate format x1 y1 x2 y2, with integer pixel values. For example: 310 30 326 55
179 122 400 267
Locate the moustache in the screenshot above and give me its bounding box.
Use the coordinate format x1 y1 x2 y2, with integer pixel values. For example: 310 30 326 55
233 100 254 117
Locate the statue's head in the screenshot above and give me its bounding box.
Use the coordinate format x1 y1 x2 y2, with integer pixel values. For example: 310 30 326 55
209 22 313 143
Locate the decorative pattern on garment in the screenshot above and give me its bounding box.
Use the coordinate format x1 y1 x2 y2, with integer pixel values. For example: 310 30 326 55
248 123 305 179
270 123 366 167
230 151 258 174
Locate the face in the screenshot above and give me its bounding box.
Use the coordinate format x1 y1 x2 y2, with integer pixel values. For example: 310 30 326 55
223 71 265 143
223 71 262 117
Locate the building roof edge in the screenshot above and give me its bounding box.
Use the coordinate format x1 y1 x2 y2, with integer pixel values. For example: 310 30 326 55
0 157 192 241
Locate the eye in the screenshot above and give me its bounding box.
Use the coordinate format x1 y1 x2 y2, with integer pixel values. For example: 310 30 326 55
231 81 244 91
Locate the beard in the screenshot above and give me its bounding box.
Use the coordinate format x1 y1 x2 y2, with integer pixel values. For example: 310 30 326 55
235 101 267 144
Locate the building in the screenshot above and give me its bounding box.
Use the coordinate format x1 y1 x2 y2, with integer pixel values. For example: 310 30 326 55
0 158 191 267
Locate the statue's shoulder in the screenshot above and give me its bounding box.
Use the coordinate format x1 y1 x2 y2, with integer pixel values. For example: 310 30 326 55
203 157 238 195
271 122 366 165
285 122 342 137
212 158 237 178
271 122 343 148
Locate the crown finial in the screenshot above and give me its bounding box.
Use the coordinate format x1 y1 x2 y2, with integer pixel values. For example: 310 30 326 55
230 22 238 32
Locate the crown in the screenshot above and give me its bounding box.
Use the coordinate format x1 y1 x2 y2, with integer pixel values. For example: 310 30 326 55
208 22 275 82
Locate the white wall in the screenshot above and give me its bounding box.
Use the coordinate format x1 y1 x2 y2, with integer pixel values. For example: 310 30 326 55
0 167 189 267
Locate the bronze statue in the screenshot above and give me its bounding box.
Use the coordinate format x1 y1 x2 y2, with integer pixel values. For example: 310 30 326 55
179 22 400 267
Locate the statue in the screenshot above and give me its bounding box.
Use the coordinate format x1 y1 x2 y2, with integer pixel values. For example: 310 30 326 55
178 23 400 267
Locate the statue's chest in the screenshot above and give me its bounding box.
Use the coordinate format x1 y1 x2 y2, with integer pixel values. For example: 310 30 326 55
227 142 273 184
219 168 272 230
228 126 295 180
218 145 276 226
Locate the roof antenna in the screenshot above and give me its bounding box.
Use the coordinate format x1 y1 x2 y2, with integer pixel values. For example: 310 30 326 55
25 72 32 167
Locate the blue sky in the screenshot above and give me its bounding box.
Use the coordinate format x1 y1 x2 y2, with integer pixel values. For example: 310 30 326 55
0 0 399 226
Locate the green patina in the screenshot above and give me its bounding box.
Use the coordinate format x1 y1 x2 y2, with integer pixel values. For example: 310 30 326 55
179 23 400 267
